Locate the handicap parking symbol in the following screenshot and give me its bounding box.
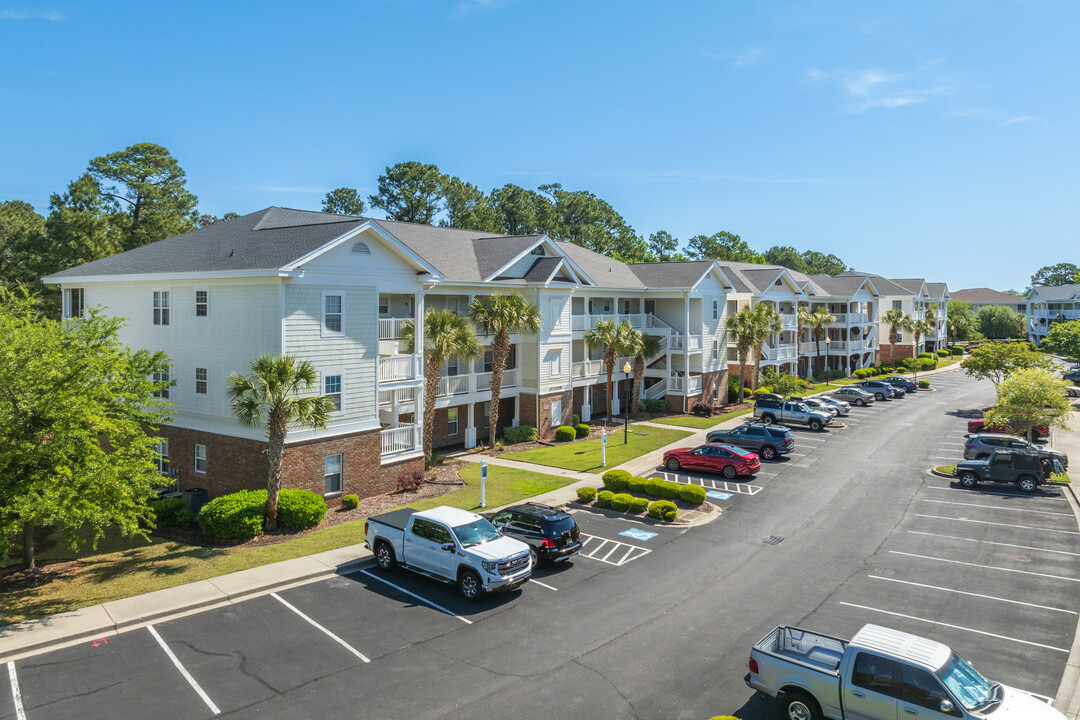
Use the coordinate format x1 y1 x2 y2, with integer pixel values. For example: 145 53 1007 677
706 490 733 500
619 528 658 541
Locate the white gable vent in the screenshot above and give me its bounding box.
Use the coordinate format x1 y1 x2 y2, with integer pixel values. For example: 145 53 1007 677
351 242 371 255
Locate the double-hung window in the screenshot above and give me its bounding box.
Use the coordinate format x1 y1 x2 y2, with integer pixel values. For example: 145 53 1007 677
324 454 342 495
153 370 171 399
195 367 208 395
447 407 459 435
195 289 209 318
155 439 169 473
712 299 719 320
194 444 207 474
63 288 84 319
322 293 343 336
153 291 170 326
324 374 342 412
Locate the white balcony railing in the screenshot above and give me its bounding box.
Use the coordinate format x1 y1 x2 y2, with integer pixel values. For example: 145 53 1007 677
378 355 418 382
643 379 667 400
378 317 411 340
477 369 518 391
830 313 848 325
826 341 847 352
668 374 702 394
688 334 702 351
571 312 677 333
378 386 416 406
849 312 868 324
381 423 419 457
775 346 797 360
437 374 470 397
781 314 797 330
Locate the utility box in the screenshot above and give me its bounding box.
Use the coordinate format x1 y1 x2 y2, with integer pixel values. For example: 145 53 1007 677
182 488 209 517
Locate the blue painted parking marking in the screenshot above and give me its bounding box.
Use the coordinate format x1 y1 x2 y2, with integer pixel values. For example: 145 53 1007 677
706 490 733 500
619 528 658 541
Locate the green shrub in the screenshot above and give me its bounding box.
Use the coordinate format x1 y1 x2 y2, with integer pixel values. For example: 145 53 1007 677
640 398 667 413
503 425 538 444
648 499 678 521
149 497 196 528
678 484 707 505
610 493 633 511
919 379 930 388
341 494 359 511
627 476 647 494
660 480 682 500
571 413 581 426
198 490 265 542
727 376 741 402
797 378 809 390
554 425 576 442
755 386 773 396
915 357 937 371
951 346 964 356
602 469 632 491
577 486 597 503
644 477 665 498
709 716 743 720
573 423 591 439
853 368 869 379
918 351 934 359
628 497 649 514
937 349 950 357
597 490 614 508
277 488 327 530
425 450 445 469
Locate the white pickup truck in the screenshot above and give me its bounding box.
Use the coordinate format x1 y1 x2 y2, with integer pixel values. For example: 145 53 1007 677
364 506 532 600
746 623 1064 719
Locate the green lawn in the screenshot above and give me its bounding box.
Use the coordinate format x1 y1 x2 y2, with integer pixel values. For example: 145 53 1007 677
0 464 575 626
651 408 753 429
501 424 692 472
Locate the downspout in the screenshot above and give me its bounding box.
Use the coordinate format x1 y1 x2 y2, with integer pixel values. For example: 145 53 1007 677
683 291 690 414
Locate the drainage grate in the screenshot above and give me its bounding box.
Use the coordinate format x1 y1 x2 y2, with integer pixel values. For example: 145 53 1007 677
763 535 785 545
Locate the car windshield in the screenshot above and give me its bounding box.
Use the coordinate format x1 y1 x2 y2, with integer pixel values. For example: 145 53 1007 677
451 518 502 548
936 653 995 710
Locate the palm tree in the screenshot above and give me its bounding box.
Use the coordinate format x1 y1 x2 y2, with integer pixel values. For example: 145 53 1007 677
468 293 541 448
726 307 757 403
882 308 913 363
796 303 813 379
912 317 934 358
227 354 334 531
806 306 837 379
751 305 783 386
401 309 482 457
584 319 636 420
623 328 664 415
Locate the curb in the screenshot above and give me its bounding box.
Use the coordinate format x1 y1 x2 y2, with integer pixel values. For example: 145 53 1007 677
1056 481 1080 718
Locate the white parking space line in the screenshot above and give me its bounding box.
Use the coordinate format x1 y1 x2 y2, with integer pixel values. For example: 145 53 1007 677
6 662 26 720
271 593 370 662
359 570 473 624
529 579 558 591
659 472 763 495
867 575 1077 615
906 530 1080 557
926 485 1069 501
916 513 1080 535
923 499 1074 517
579 534 652 566
889 550 1080 583
838 602 1069 653
940 441 966 446
147 625 221 715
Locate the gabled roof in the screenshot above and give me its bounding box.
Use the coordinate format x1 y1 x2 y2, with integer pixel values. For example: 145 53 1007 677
841 272 914 296
925 282 949 300
627 260 720 289
556 242 646 289
521 257 565 283
808 273 878 297
890 278 929 296
1028 284 1080 301
951 288 1025 304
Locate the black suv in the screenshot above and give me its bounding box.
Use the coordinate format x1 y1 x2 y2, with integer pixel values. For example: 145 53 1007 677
706 424 795 461
954 450 1052 493
883 376 917 393
486 503 582 565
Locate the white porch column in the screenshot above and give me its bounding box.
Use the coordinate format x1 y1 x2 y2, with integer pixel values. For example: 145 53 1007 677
512 395 520 427
465 402 477 449
414 291 425 444
683 292 691 412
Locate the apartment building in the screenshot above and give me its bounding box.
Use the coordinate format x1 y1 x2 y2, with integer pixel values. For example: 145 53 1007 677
1026 284 1080 345
45 208 734 501
951 287 1027 316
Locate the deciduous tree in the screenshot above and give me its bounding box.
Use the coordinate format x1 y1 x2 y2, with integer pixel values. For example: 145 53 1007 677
984 368 1071 443
961 342 1052 386
0 200 48 299
976 304 1025 339
800 250 847 275
1031 263 1080 288
1042 320 1080 362
763 246 808 273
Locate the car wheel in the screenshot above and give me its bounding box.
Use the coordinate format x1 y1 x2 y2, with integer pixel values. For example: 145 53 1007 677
761 414 775 425
875 392 885 401
976 454 988 460
529 546 540 567
809 419 823 431
959 472 979 488
1018 475 1039 493
856 399 866 407
375 541 397 571
459 569 482 601
722 465 738 479
761 445 777 461
783 691 822 720
666 458 681 471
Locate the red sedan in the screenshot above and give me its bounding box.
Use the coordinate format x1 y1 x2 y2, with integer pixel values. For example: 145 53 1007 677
663 443 761 479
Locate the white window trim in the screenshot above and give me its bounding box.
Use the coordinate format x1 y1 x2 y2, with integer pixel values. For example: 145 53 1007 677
378 295 389 315
156 439 169 473
447 407 459 436
322 369 345 415
712 299 719 321
194 364 209 397
153 289 171 327
63 288 85 319
321 290 345 338
194 443 207 475
324 453 343 496
153 369 171 400
194 287 209 319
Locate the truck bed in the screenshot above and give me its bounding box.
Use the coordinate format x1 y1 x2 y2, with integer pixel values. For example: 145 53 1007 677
367 507 418 532
755 625 847 674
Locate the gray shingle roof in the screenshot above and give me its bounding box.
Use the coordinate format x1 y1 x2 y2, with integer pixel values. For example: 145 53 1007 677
521 257 563 283
951 288 1023 304
890 278 928 295
1030 284 1080 300
626 260 716 289
925 282 949 300
808 274 873 296
557 242 646 288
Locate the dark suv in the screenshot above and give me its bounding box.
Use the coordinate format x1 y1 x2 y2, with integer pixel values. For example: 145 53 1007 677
883 376 917 393
854 380 902 400
486 503 582 566
963 433 1068 468
953 450 1051 493
707 424 795 461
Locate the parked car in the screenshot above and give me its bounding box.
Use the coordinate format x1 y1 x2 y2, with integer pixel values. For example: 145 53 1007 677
953 450 1052 492
746 623 1065 720
365 506 532 600
816 396 850 416
706 424 795 461
831 386 875 407
963 433 1068 468
802 396 840 417
753 397 833 431
1068 385 1080 398
1063 370 1080 383
967 417 1050 440
883 375 918 393
854 380 901 400
485 503 582 566
663 443 761 478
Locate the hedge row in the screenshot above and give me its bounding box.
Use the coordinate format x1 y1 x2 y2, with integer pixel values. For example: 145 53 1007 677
198 488 327 542
149 497 196 529
596 491 678 520
503 425 538 444
600 470 705 504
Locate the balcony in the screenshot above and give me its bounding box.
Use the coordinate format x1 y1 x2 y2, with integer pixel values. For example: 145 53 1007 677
378 317 412 340
378 355 418 382
570 312 680 333
849 312 868 324
379 386 417 407
381 422 419 459
780 313 797 330
571 358 630 380
437 374 471 397
668 374 702 394
829 314 848 325
477 369 519 391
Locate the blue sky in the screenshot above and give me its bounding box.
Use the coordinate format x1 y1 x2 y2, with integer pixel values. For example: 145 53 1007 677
1 1 1076 291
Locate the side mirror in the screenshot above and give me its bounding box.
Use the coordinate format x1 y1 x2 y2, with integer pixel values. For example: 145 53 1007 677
442 542 456 552
939 699 953 714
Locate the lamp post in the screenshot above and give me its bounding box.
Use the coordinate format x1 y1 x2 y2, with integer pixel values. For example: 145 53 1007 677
623 361 631 445
825 336 831 388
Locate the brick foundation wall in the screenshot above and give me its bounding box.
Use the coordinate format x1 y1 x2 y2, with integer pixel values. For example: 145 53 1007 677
156 424 422 501
517 389 574 440
878 343 915 365
430 397 518 449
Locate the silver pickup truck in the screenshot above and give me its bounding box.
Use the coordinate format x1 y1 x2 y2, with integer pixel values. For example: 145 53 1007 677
746 623 1063 719
365 506 532 600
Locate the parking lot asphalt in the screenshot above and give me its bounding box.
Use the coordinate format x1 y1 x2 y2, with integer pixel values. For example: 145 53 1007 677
6 368 1080 720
